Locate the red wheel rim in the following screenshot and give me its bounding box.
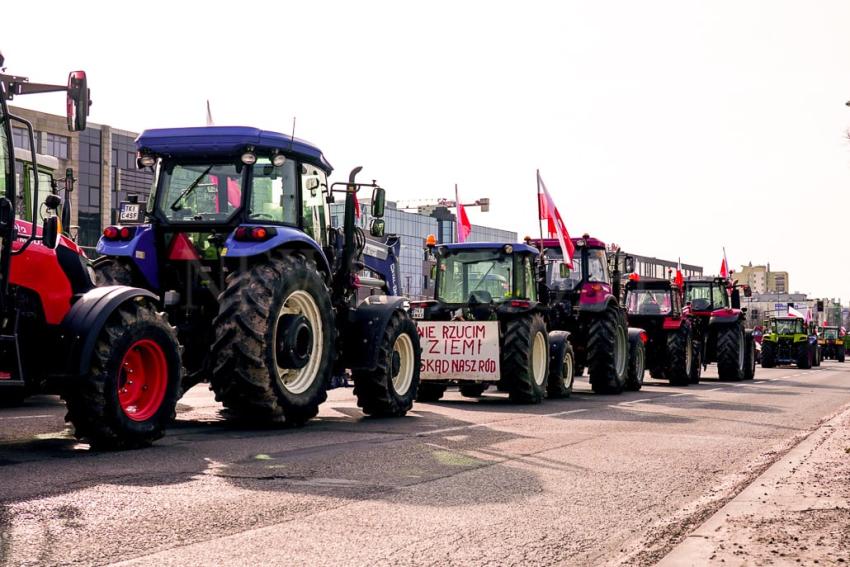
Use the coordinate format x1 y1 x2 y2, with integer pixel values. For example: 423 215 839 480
118 339 168 422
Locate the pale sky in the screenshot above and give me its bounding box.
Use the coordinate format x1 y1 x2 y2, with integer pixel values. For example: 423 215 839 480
5 1 850 299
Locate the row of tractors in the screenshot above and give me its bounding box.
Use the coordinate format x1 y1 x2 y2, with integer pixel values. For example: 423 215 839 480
0 57 759 452
756 316 845 369
409 238 757 404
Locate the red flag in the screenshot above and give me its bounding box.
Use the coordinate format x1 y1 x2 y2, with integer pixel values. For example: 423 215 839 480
675 257 684 288
354 191 361 220
455 184 471 243
537 171 575 268
719 257 728 279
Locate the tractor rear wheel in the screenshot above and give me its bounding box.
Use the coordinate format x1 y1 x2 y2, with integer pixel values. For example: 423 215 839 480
502 314 548 403
352 312 421 416
588 305 628 394
716 323 745 381
416 383 447 402
667 323 693 386
211 253 335 425
459 383 489 398
547 332 575 399
743 331 756 380
761 341 777 368
625 334 645 392
688 342 702 384
62 300 182 449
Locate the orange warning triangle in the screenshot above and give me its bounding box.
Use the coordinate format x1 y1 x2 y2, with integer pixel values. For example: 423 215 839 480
168 233 200 261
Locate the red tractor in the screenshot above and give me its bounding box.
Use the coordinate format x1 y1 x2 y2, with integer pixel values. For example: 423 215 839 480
0 55 182 449
623 278 698 386
533 235 646 394
683 276 755 382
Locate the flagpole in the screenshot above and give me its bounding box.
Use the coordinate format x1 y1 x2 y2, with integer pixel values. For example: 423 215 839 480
536 170 544 251
454 184 461 243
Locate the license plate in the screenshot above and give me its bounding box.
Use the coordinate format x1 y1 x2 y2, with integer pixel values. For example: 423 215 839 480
118 202 142 223
411 307 424 320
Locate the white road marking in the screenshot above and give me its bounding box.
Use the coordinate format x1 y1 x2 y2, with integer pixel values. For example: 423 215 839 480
421 408 588 437
620 398 651 405
0 414 52 421
706 387 723 392
669 393 690 397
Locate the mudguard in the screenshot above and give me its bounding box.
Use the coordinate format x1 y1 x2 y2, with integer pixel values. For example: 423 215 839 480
59 285 159 377
96 225 160 289
222 224 331 277
709 313 741 326
628 327 647 344
342 295 409 371
548 330 572 379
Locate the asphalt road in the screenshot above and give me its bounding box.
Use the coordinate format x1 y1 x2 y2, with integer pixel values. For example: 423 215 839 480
1 362 849 567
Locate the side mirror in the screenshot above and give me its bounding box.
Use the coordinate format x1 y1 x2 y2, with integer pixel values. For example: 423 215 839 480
66 71 90 132
731 288 741 309
42 216 59 249
371 187 386 218
369 218 385 238
624 255 635 273
743 285 752 297
559 263 570 278
429 263 437 280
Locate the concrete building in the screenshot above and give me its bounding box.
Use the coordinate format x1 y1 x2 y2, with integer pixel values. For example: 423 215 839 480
9 106 152 252
737 263 789 294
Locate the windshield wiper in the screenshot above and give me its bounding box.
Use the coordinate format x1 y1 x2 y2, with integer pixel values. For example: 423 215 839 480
170 165 214 211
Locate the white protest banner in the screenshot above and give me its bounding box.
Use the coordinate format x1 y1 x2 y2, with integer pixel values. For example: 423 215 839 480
417 321 501 381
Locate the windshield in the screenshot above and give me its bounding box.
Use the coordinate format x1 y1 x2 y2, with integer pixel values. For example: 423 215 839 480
249 158 297 225
546 247 608 289
158 162 244 223
772 319 803 335
626 289 672 315
824 328 839 339
686 282 727 309
437 250 514 304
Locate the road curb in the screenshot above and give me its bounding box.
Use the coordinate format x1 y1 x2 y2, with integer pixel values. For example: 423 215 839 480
657 401 850 566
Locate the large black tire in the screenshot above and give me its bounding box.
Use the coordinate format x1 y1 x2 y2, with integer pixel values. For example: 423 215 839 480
416 383 446 402
839 345 846 363
761 341 776 368
716 323 745 381
796 342 812 369
501 314 548 404
547 332 575 399
0 387 27 408
588 305 628 395
743 331 756 380
211 253 335 425
667 323 693 386
62 300 182 450
459 383 489 398
688 341 702 384
812 344 821 367
625 334 645 392
93 257 137 286
352 312 421 416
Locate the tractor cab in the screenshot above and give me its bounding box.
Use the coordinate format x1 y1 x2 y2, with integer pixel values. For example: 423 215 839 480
411 242 540 322
624 279 682 321
684 277 731 313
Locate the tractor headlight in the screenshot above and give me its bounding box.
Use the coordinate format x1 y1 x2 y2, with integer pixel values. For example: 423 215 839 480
241 147 257 165
503 244 513 254
271 152 286 167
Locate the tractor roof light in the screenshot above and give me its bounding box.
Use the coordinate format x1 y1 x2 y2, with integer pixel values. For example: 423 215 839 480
241 147 257 165
503 244 513 254
576 239 586 247
137 152 156 168
271 152 287 167
425 234 437 248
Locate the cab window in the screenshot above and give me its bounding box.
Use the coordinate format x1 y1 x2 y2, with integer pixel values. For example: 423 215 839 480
301 164 329 245
249 158 297 225
712 284 727 308
522 256 537 301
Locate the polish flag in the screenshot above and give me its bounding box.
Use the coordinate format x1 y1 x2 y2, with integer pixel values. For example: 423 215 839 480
537 170 575 268
675 257 684 288
455 184 471 243
788 305 805 319
720 251 729 279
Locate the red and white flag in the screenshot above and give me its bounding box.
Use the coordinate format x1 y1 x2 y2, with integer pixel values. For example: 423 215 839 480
537 170 575 268
788 305 805 319
675 257 684 288
455 184 471 243
720 248 729 279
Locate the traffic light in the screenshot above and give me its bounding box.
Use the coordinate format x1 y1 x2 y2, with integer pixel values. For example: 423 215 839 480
817 300 824 312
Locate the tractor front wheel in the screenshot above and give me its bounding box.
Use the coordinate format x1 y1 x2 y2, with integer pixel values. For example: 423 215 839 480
352 312 421 416
502 314 548 403
667 323 693 386
588 305 628 395
547 333 575 399
761 341 777 368
838 345 846 363
796 342 812 369
62 300 182 449
743 331 756 380
416 383 447 402
93 257 137 286
459 383 489 398
211 253 335 425
716 324 745 381
625 334 645 392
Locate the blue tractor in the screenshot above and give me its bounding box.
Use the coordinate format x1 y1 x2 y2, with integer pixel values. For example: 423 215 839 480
95 127 420 424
